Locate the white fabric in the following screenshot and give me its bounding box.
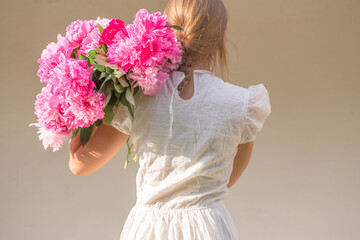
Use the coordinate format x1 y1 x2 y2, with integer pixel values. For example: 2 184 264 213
111 70 271 240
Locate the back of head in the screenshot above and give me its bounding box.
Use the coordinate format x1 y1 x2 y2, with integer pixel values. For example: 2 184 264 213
165 0 228 87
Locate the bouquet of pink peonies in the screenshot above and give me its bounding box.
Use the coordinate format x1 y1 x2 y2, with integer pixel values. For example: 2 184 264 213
30 9 183 166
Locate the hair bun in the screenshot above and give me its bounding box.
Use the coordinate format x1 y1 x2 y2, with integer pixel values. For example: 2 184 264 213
165 0 228 91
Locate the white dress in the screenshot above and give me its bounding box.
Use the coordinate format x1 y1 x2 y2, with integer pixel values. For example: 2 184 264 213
110 70 271 240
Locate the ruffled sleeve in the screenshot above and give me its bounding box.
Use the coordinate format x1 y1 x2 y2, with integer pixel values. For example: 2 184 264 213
110 105 133 135
239 84 271 144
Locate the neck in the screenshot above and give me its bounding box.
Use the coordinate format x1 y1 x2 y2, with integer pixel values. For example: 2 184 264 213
192 61 211 71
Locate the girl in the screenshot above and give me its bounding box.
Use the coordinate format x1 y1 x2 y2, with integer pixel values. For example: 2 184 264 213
69 0 271 239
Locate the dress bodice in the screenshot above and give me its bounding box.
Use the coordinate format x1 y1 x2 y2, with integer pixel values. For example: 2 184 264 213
111 70 271 209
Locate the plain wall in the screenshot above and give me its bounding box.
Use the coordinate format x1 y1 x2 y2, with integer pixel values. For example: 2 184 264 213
1 0 359 239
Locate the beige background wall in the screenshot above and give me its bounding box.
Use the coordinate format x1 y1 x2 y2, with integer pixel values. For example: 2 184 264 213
1 0 359 239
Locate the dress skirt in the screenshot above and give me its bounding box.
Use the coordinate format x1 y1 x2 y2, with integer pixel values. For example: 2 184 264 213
119 202 239 240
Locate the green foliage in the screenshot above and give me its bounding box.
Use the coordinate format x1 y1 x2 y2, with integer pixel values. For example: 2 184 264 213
80 125 93 146
95 46 106 55
104 74 112 82
79 54 88 61
71 128 80 140
125 87 135 106
127 104 134 118
93 63 106 72
133 86 140 96
124 138 133 168
120 93 128 107
118 76 129 87
99 72 108 80
98 23 104 35
114 81 124 93
105 67 113 74
103 105 114 125
71 47 79 59
98 76 112 93
124 138 138 168
76 45 143 168
105 87 113 106
170 25 184 31
113 69 123 78
95 119 103 127
133 153 138 162
101 44 107 53
114 91 121 107
88 50 97 59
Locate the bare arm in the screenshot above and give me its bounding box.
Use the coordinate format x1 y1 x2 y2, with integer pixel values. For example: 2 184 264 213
69 124 129 176
227 142 254 188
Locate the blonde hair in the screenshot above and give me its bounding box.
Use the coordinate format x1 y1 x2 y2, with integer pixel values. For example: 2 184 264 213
164 0 228 92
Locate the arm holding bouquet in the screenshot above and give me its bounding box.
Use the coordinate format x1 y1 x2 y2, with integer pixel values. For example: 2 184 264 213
69 124 129 176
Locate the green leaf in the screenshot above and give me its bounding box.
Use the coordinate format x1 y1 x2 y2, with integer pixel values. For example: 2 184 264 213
115 91 121 106
101 44 107 53
133 153 138 162
114 82 124 93
105 74 112 82
105 87 113 106
124 138 133 168
127 104 134 118
109 93 116 107
79 54 88 61
133 86 140 96
94 69 101 79
95 119 103 127
71 47 79 59
125 87 135 106
120 95 128 107
98 78 111 93
98 23 104 35
113 69 123 78
115 100 120 107
171 25 184 31
103 105 114 125
167 58 172 64
99 72 108 80
80 125 93 146
92 70 102 84
89 57 96 65
105 67 113 74
71 128 80 140
93 63 106 72
111 72 116 82
95 46 107 55
88 50 97 59
114 89 121 98
119 76 129 87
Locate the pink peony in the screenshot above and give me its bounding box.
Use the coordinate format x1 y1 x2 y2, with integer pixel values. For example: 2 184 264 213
37 34 77 83
128 68 169 95
94 17 111 30
77 29 102 56
32 59 106 150
48 59 106 129
33 17 112 151
99 19 128 45
79 18 111 56
33 84 70 133
65 18 111 57
29 123 72 152
107 9 182 95
66 20 96 44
